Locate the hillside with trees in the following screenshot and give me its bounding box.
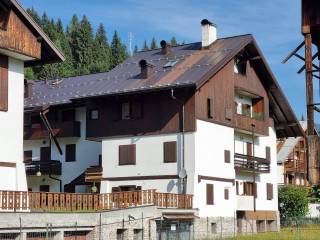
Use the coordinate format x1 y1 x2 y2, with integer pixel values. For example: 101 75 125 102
25 8 181 80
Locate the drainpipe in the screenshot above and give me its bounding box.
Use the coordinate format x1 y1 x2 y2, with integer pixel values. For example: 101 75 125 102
49 172 62 192
251 124 256 212
171 89 186 194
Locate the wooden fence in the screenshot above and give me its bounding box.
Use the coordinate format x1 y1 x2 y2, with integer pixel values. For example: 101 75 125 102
0 190 193 212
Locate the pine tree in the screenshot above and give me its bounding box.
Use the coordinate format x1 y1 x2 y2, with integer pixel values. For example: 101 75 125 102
150 37 158 49
92 23 111 73
26 7 41 25
142 40 149 51
170 37 177 46
110 31 128 69
133 45 138 54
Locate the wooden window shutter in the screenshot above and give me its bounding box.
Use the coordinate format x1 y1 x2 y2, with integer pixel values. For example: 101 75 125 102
236 181 239 195
247 143 253 156
164 141 177 163
0 55 8 111
119 144 136 165
206 184 214 205
207 98 213 119
40 147 51 162
266 147 271 161
267 183 273 200
131 101 143 119
225 108 233 121
253 183 258 198
65 144 76 162
224 150 231 163
224 189 229 200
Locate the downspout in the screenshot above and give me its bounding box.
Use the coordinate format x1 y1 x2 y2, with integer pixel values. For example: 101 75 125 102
171 89 186 194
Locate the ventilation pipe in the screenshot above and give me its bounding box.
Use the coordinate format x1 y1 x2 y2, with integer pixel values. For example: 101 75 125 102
139 59 155 79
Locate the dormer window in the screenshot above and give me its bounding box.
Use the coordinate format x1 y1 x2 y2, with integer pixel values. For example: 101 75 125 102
234 56 247 75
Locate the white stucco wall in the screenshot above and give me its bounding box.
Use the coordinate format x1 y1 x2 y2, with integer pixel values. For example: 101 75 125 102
234 127 278 212
100 132 195 194
277 164 284 185
24 107 101 192
0 57 27 191
193 120 236 217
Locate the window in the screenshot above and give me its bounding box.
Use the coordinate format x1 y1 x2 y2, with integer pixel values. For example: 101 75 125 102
120 101 143 120
266 147 271 161
133 229 143 240
24 150 32 162
207 98 213 119
119 144 136 165
116 229 127 240
65 144 76 162
206 184 214 205
40 147 51 162
211 223 217 234
243 182 257 197
224 150 230 163
224 188 229 200
0 55 8 111
266 183 273 200
121 102 130 120
234 56 247 75
164 141 177 163
236 181 239 195
241 104 251 117
89 109 99 120
61 109 75 122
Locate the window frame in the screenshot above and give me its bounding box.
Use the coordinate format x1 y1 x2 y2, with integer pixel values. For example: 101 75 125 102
89 109 99 120
119 144 136 166
65 144 76 162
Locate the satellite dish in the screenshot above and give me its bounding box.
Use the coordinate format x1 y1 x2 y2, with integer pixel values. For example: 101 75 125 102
179 169 187 179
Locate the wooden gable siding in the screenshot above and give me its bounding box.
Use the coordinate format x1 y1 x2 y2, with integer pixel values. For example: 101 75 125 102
195 60 234 126
195 58 270 136
86 88 196 139
0 10 41 59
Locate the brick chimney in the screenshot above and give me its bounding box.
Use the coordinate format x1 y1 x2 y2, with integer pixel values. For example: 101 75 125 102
139 59 155 79
24 80 34 99
201 19 217 48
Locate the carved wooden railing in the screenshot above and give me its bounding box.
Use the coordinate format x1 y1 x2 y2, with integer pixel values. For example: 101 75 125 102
0 190 193 212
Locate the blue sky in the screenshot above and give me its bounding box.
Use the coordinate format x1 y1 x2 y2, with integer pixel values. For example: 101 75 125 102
19 0 317 122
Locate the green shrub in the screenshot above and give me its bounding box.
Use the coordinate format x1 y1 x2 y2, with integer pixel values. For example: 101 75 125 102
278 186 309 222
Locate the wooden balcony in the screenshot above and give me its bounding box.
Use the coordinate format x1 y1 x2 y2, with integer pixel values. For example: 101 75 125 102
234 153 270 173
24 160 62 176
234 114 268 136
85 166 103 182
0 190 193 212
284 160 307 174
24 121 81 140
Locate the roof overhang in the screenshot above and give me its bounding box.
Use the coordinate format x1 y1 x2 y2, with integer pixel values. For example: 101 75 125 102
3 0 65 65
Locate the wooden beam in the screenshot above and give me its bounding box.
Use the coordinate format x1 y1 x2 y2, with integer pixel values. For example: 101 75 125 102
297 52 319 74
282 41 305 63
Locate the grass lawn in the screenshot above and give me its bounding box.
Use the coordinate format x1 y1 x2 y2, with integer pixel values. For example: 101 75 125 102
225 226 320 240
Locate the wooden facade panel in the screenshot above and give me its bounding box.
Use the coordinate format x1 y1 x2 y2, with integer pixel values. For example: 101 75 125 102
0 54 8 111
86 88 196 139
195 60 234 126
0 11 41 59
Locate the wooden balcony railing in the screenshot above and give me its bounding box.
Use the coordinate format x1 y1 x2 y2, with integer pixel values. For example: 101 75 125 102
24 121 81 140
85 166 103 182
284 160 307 173
0 190 193 212
24 160 62 176
234 153 270 173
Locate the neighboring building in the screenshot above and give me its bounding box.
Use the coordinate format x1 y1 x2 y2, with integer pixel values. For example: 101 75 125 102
0 0 63 191
24 80 102 193
277 121 317 187
27 19 302 233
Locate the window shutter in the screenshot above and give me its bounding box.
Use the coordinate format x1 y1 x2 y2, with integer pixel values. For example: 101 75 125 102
253 183 258 198
236 181 239 195
206 184 214 205
224 189 229 200
267 183 273 200
207 98 213 119
224 150 230 163
132 101 143 119
164 141 177 163
119 144 136 165
247 143 253 156
266 147 271 161
65 144 76 162
0 55 8 111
